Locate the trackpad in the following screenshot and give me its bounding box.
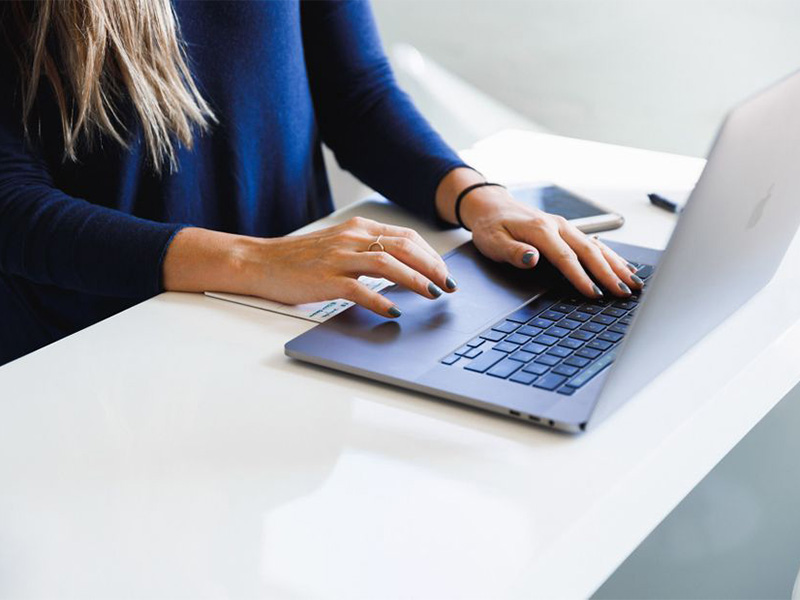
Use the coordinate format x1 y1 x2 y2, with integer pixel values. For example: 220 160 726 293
382 242 557 334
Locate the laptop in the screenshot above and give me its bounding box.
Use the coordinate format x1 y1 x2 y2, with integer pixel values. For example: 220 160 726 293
285 71 800 432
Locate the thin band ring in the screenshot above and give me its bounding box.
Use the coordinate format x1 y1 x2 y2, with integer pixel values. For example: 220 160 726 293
367 234 385 252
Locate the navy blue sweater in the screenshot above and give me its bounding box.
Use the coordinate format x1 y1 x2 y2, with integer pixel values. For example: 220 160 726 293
0 0 466 364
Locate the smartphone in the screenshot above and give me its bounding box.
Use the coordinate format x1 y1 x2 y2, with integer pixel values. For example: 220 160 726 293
508 183 624 234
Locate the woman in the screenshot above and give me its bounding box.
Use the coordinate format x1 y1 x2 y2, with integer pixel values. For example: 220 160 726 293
0 0 641 366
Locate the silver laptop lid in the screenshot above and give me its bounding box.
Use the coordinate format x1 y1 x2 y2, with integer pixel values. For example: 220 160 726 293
590 70 800 426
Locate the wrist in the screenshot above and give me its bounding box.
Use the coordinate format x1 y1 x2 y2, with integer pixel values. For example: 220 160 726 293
162 226 259 294
434 167 485 225
458 186 512 231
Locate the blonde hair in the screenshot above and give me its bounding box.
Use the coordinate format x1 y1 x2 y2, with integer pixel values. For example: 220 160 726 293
10 0 215 173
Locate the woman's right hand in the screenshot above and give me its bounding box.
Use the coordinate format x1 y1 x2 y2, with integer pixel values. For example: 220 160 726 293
163 217 458 318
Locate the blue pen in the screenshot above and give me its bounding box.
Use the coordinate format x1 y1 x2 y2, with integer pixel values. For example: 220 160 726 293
648 193 682 214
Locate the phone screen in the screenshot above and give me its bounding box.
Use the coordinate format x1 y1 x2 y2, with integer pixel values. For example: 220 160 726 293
509 185 606 220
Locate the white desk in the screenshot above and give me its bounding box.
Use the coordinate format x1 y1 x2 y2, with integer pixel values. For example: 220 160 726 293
2 129 799 598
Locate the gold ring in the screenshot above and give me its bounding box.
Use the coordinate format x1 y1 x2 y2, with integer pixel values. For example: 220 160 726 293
367 234 385 252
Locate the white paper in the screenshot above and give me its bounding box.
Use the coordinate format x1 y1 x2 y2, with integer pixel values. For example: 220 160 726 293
204 276 394 323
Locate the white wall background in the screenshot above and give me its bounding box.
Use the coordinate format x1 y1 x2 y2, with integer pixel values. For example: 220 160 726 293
372 0 800 157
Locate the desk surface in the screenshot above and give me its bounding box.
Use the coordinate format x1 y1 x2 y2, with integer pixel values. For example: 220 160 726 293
2 130 799 599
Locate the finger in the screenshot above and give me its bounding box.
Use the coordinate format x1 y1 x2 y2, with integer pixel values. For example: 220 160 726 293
591 236 644 291
336 277 402 318
372 223 442 262
380 236 456 291
557 226 632 297
349 251 444 300
532 228 604 299
346 219 456 289
496 233 541 269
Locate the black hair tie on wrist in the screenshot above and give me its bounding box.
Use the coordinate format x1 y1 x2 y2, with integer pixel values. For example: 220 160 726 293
454 181 506 231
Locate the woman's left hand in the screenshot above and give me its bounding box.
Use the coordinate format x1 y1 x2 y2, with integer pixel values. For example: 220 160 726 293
436 169 643 299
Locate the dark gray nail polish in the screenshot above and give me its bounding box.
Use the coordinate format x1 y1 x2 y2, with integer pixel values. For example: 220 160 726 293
631 274 644 286
427 282 443 298
626 262 638 272
592 284 603 297
522 251 536 265
618 281 632 295
445 275 458 290
388 306 402 318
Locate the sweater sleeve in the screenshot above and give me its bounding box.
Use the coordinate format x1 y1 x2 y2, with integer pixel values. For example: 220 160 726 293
0 86 184 300
300 0 469 225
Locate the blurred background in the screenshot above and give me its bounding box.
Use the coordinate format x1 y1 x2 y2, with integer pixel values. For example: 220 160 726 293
370 0 800 157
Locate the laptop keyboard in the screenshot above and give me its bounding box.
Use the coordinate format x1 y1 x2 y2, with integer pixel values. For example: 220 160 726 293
440 263 655 395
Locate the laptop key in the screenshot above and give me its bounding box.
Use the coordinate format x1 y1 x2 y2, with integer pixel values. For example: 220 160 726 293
569 311 591 322
591 315 616 326
557 385 577 396
522 342 548 354
517 325 544 337
541 310 564 321
463 347 482 359
493 341 520 353
480 329 506 342
522 362 550 375
530 317 555 329
613 300 635 311
598 331 624 343
464 350 506 373
509 371 538 385
506 333 532 345
545 326 569 338
547 346 572 358
576 347 602 359
441 354 460 365
588 339 613 351
581 322 605 334
487 358 523 379
455 345 473 356
601 307 626 318
566 350 617 388
636 264 655 279
493 320 520 334
535 354 561 367
570 330 594 341
534 334 559 346
467 337 486 348
533 373 568 391
558 318 581 330
608 323 628 334
509 350 536 363
564 355 591 368
552 303 575 313
558 337 583 350
553 364 580 377
579 304 602 314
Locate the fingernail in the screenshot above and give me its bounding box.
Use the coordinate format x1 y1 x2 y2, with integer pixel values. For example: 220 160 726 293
626 262 638 272
631 274 644 286
592 284 603 298
427 282 443 298
618 282 632 295
522 251 536 265
445 275 458 290
388 306 402 318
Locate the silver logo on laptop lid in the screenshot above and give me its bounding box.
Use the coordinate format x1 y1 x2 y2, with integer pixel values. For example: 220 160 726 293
747 183 774 229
